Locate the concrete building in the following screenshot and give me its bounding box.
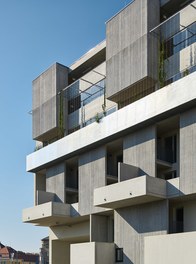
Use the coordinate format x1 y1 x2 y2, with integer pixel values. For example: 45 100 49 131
40 237 49 264
23 0 196 263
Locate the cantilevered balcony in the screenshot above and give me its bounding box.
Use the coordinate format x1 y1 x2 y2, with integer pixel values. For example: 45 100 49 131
94 175 167 209
22 202 70 226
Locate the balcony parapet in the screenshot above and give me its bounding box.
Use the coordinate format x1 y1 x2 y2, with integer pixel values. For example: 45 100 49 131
70 242 115 264
36 190 56 205
27 72 196 172
94 175 167 209
22 202 70 226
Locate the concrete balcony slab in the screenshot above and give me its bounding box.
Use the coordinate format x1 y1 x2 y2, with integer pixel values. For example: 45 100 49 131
22 202 70 226
27 72 196 172
94 175 167 209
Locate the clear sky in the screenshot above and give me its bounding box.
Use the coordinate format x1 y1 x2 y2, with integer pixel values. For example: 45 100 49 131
0 0 132 253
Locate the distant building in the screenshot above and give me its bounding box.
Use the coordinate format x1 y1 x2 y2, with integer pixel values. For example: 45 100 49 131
40 237 49 264
0 243 5 249
0 246 39 264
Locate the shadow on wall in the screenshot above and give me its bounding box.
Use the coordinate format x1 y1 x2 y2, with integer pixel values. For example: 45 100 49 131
114 200 169 263
123 126 155 149
79 146 106 166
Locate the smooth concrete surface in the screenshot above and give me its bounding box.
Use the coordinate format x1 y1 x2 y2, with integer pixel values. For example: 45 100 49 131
22 202 70 226
123 126 156 177
118 163 140 182
180 107 196 194
32 63 69 141
79 146 106 215
70 40 106 71
34 172 46 205
166 178 180 198
144 231 196 264
94 175 166 209
50 221 90 242
70 242 114 264
27 72 196 172
46 163 65 203
50 239 70 264
106 0 159 99
36 190 56 205
115 200 168 264
90 215 108 242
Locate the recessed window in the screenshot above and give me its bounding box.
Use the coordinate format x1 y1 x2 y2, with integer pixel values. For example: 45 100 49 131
116 248 123 262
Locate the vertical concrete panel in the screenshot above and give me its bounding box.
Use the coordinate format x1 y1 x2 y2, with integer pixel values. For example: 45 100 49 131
46 163 65 203
34 173 46 205
70 243 95 264
180 108 196 194
50 239 70 264
184 200 196 232
32 63 69 140
95 243 115 264
115 200 168 264
79 147 106 215
106 0 160 99
123 126 156 177
90 215 108 242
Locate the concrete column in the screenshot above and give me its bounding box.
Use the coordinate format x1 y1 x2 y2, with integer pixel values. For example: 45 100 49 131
79 146 106 215
180 107 196 194
34 172 46 205
123 125 156 177
46 163 65 203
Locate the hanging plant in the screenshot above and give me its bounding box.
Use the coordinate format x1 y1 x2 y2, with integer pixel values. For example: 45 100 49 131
158 40 166 88
58 92 64 138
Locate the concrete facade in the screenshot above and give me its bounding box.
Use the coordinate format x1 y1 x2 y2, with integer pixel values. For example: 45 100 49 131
23 0 196 263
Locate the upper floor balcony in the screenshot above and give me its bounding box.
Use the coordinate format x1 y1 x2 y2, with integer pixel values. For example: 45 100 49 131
27 71 196 173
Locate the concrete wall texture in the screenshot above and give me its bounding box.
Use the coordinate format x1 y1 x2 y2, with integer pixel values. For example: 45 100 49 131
144 231 196 264
79 146 106 215
32 63 69 141
115 201 168 264
46 163 65 203
123 126 156 177
180 107 196 194
106 0 160 100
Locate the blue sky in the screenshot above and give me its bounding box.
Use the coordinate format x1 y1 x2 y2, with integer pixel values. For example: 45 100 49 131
0 0 131 253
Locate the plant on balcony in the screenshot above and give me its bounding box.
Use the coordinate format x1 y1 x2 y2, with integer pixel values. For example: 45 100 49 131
158 41 166 88
58 92 64 138
34 145 43 152
95 112 101 123
102 88 107 116
183 67 189 77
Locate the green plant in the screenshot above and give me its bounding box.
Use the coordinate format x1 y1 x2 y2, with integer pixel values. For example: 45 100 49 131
158 41 166 88
102 103 106 116
34 145 43 152
58 92 64 138
95 113 101 123
183 68 189 77
102 88 106 116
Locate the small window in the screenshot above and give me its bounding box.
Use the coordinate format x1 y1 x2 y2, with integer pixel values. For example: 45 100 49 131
116 248 123 262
